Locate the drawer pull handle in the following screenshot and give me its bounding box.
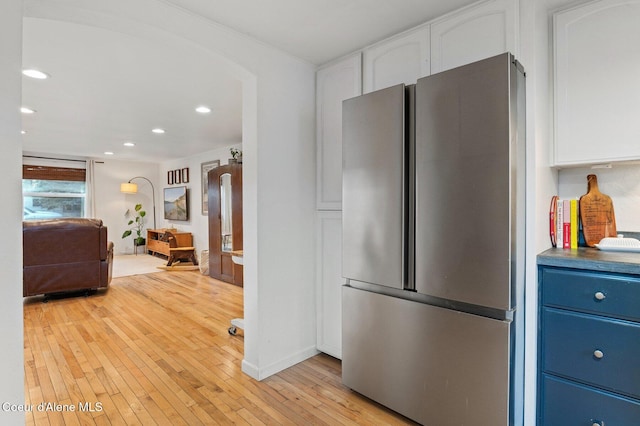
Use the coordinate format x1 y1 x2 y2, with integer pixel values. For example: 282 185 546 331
593 349 604 359
594 291 606 301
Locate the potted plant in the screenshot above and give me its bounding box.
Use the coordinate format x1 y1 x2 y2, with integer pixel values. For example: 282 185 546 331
122 203 147 246
229 148 242 164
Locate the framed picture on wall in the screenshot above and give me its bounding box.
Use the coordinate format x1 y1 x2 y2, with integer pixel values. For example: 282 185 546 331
201 160 220 215
164 186 188 221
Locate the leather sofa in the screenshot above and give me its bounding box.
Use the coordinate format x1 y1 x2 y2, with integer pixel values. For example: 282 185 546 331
23 218 113 297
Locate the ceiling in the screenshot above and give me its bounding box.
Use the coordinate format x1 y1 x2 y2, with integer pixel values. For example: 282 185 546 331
21 0 477 163
22 18 243 163
165 0 477 65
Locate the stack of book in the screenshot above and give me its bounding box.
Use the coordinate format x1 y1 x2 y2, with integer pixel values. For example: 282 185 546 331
549 195 579 249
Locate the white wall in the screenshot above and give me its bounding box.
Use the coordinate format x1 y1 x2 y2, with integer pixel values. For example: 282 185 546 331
23 0 317 381
0 0 24 423
519 2 539 423
521 0 575 422
159 143 242 257
559 164 640 232
521 0 561 422
93 159 159 254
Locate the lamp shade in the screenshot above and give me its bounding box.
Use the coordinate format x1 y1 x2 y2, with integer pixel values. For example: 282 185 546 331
120 182 138 194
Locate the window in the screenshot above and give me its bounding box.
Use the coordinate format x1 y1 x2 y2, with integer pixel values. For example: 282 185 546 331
22 164 86 220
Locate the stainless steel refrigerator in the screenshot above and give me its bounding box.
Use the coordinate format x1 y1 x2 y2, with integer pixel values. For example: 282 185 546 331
341 53 526 425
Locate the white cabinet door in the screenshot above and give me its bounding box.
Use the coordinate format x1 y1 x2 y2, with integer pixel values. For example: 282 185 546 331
430 0 517 74
316 54 362 210
554 0 640 166
363 25 430 93
316 211 344 359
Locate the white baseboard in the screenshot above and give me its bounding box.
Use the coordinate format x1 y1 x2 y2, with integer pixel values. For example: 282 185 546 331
241 345 319 381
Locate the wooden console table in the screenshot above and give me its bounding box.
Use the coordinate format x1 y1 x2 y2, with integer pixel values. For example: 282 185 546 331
147 229 193 258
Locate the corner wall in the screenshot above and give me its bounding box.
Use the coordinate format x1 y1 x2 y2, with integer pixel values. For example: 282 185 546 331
523 0 593 423
0 0 24 423
92 160 159 254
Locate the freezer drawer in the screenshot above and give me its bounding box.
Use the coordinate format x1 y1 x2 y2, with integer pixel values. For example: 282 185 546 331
342 285 512 426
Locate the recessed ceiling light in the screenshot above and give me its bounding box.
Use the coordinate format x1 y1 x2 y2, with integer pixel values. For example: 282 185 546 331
21 107 36 114
21 130 26 134
152 128 165 134
22 69 49 79
195 106 211 114
104 151 114 156
123 142 135 147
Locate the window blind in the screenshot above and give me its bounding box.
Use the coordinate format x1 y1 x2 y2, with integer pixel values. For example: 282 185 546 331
22 165 86 182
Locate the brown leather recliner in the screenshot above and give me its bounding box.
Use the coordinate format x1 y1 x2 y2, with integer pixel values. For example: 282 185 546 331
23 218 114 297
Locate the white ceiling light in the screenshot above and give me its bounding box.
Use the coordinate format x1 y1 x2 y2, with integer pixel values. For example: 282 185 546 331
21 107 36 114
22 69 49 79
104 151 114 155
21 130 26 134
195 105 211 114
123 142 135 147
152 128 165 134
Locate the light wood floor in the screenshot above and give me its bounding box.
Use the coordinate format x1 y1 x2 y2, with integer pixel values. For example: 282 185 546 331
24 270 415 425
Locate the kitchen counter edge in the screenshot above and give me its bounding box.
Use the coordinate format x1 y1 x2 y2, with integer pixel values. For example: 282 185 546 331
537 247 640 275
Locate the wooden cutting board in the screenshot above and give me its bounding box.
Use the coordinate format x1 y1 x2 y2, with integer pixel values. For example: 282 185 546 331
579 174 617 247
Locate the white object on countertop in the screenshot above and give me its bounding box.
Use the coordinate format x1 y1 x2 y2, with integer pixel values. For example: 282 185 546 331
595 236 640 252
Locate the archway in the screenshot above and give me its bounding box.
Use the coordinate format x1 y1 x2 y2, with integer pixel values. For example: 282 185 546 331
23 0 318 383
22 1 260 373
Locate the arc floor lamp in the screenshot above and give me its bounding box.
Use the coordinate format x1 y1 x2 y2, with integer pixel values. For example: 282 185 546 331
120 176 156 230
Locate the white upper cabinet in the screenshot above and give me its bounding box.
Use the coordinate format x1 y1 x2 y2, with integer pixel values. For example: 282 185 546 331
316 53 362 210
553 0 640 166
430 0 517 74
363 26 430 93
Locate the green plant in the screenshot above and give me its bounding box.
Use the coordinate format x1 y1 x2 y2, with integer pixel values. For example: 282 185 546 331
230 148 242 160
122 203 147 245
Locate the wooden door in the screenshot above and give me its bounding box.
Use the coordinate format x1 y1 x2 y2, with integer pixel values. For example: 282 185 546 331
208 163 243 286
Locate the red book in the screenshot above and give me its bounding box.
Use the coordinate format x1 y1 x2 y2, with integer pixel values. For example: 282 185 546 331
549 196 557 247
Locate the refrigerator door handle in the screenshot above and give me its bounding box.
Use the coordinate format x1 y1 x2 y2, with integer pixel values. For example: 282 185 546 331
405 84 416 292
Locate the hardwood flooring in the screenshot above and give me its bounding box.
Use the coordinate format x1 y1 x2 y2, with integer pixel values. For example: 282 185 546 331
23 270 415 425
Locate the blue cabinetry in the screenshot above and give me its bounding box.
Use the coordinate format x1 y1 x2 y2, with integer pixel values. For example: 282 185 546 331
538 263 640 425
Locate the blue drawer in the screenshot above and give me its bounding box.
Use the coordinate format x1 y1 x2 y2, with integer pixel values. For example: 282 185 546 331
542 308 640 398
540 374 640 426
541 268 640 321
